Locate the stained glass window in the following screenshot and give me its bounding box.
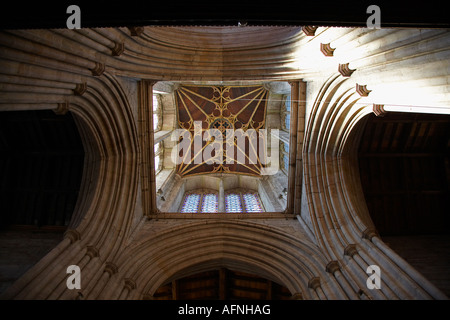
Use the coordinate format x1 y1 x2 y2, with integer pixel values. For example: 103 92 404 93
201 193 218 213
180 193 201 213
226 193 242 213
180 190 264 213
243 193 263 213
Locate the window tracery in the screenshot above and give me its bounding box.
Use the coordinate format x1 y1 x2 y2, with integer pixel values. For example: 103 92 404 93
179 189 264 213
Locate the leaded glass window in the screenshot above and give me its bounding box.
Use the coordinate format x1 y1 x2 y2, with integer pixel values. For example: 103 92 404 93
285 113 290 130
201 193 218 213
243 193 263 212
283 154 289 172
226 193 242 213
225 191 264 213
180 190 264 213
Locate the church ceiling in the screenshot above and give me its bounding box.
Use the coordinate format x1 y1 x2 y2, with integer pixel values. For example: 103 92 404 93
174 85 269 177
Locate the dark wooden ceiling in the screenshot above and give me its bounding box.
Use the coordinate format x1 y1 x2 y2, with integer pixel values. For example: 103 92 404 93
358 112 450 237
151 268 292 300
0 110 85 231
175 85 268 177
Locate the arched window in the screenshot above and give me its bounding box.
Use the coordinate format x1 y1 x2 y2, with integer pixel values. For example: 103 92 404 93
179 189 264 213
225 191 264 213
180 191 219 213
201 193 219 213
180 193 202 213
225 193 243 213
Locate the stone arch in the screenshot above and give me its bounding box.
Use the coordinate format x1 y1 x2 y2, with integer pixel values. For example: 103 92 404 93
111 219 346 300
303 73 448 299
1 73 141 299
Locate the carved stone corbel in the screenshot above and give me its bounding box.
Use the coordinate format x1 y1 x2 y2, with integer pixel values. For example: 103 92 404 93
104 262 119 276
127 26 144 37
344 244 358 257
325 260 340 274
362 228 378 241
308 277 321 290
356 84 372 97
338 63 356 77
111 42 125 56
302 26 318 36
90 62 105 76
74 82 87 96
54 102 69 115
86 246 100 259
373 104 387 117
320 43 335 57
64 229 81 244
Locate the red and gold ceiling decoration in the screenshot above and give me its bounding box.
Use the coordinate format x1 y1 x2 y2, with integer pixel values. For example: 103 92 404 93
175 85 269 177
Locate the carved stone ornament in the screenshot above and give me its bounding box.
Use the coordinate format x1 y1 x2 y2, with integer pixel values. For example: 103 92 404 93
54 102 69 115
91 62 105 76
362 228 378 241
373 104 387 117
74 82 87 96
325 260 340 274
356 84 372 97
112 42 125 56
308 277 321 290
302 26 318 36
104 262 118 276
127 26 144 37
320 43 335 57
64 229 81 244
344 244 358 257
86 246 100 259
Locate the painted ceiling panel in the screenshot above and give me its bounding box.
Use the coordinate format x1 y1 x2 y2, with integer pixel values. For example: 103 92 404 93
175 85 268 177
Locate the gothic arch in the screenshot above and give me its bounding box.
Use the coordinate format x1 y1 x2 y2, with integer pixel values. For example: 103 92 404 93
1 73 141 299
303 73 447 299
109 219 347 300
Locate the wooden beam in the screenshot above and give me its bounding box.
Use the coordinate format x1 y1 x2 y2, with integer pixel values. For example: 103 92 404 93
219 268 227 300
172 280 178 300
266 280 273 300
